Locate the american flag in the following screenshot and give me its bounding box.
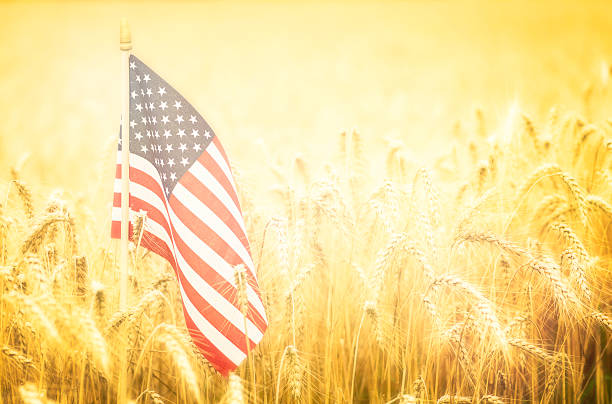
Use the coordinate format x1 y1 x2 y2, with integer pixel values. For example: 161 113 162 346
111 55 268 376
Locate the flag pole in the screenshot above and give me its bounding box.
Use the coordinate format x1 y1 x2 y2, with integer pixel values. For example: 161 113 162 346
118 17 131 404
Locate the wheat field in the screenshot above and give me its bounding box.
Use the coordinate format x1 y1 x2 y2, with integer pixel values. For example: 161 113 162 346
1 1 612 403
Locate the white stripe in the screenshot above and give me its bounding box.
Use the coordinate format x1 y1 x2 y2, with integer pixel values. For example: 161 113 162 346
206 143 238 192
173 182 256 273
189 161 248 237
178 279 247 366
168 205 268 323
172 234 264 342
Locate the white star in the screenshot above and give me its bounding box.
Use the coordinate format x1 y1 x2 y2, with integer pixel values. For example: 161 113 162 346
135 103 143 112
166 144 174 152
157 145 163 153
146 130 151 137
189 115 197 124
131 91 138 99
173 100 182 109
146 88 153 97
159 101 168 110
168 158 175 167
144 103 149 111
204 130 211 139
175 115 184 124
143 74 151 83
193 143 202 152
136 75 141 83
149 102 155 110
165 187 169 194
140 145 148 154
141 117 147 125
151 116 157 125
134 132 143 141
158 87 166 96
178 143 187 152
162 173 167 180
180 157 189 167
177 129 186 138
163 130 172 139
130 61 136 70
170 172 177 181
191 129 199 137
129 120 136 128
154 130 159 138
161 115 170 124
159 159 165 167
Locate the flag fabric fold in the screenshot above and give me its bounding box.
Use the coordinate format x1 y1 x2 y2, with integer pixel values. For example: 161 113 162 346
111 55 267 376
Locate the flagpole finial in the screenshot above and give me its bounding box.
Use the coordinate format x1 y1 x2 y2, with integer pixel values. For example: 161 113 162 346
120 18 132 51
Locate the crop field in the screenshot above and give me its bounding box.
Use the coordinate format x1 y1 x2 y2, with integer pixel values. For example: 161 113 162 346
0 1 611 403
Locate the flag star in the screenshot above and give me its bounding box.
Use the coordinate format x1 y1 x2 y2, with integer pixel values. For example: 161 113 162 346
189 115 197 124
147 116 152 124
159 159 165 167
163 129 172 139
130 61 136 70
166 144 174 152
175 115 184 124
165 187 169 194
140 145 148 153
180 157 189 167
168 158 175 167
140 89 145 96
143 74 151 83
157 145 163 153
135 103 143 112
177 129 186 138
170 172 177 181
158 87 166 96
151 116 157 125
154 130 159 138
204 130 211 139
134 132 143 141
191 129 199 137
193 143 202 152
173 100 182 109
146 88 153 97
149 102 155 110
159 101 168 110
129 120 136 128
162 173 167 180
136 75 141 83
161 115 170 124
131 91 138 99
144 103 149 111
179 143 187 152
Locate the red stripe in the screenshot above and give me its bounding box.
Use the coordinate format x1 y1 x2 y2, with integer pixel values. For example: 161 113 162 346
167 214 268 333
182 308 237 376
180 170 250 252
198 152 241 209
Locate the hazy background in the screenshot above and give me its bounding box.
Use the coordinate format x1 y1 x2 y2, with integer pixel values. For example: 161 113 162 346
1 0 611 215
